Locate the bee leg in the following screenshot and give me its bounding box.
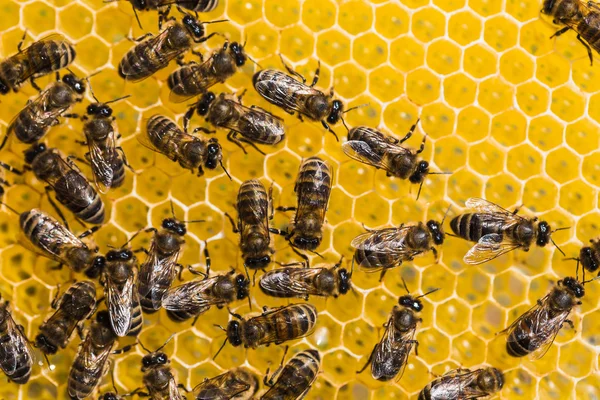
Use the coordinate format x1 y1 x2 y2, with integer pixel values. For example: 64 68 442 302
226 131 247 154
77 225 100 239
378 269 388 282
175 55 186 67
128 33 153 42
29 78 42 92
133 390 150 397
276 206 296 212
50 284 63 309
16 30 27 52
197 165 204 176
76 324 85 340
399 118 420 144
194 31 221 44
0 162 23 175
192 127 216 135
564 319 575 330
177 384 191 393
265 346 288 386
321 120 339 142
117 147 135 173
310 60 321 87
191 49 204 62
289 244 309 262
411 339 419 356
269 227 288 236
75 139 87 146
187 265 208 279
550 26 570 39
576 34 594 66
111 343 136 355
0 133 10 151
45 186 70 230
356 344 377 374
62 113 80 119
279 54 307 83
237 136 266 156
416 134 427 154
225 212 239 233
157 5 171 30
133 247 150 256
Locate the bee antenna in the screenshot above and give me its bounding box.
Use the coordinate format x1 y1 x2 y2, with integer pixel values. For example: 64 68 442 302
137 339 152 353
550 238 566 257
202 19 229 25
416 181 424 201
155 334 175 353
341 116 350 134
429 171 453 175
343 103 369 114
247 54 263 69
213 337 228 359
110 367 119 394
582 275 600 285
169 199 177 219
416 287 440 299
401 278 411 294
0 201 20 216
86 70 102 80
247 294 252 311
85 77 100 103
181 219 205 224
552 227 571 233
105 94 132 105
132 5 143 29
441 205 452 225
41 353 54 371
220 160 233 181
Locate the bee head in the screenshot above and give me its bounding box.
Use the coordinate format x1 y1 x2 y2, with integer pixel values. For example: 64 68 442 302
182 15 204 39
35 334 58 354
409 160 429 184
106 249 133 262
398 295 423 312
327 100 344 124
338 268 352 295
162 218 187 236
24 143 47 164
561 276 585 298
62 74 86 94
131 0 147 9
85 255 106 279
426 220 445 246
536 221 551 247
235 274 250 300
229 42 247 66
95 310 110 324
0 79 9 94
477 368 504 393
542 0 556 14
196 92 216 116
205 138 222 170
227 320 242 346
141 352 169 371
245 255 271 269
87 103 113 118
580 246 594 265
293 236 320 251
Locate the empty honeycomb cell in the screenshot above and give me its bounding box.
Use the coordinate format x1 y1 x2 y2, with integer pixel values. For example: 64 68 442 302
469 0 502 17
280 25 316 62
572 59 600 92
463 43 498 78
95 7 131 44
0 2 19 32
520 19 555 57
506 143 544 180
333 62 368 99
390 36 426 73
426 39 461 76
421 103 455 140
566 118 599 156
113 196 150 232
354 193 389 227
575 211 600 242
411 7 446 43
316 30 352 66
368 65 405 103
485 173 523 206
352 33 387 70
582 151 600 186
484 16 519 52
528 114 564 151
493 271 528 308
451 331 486 366
471 301 506 339
301 0 337 31
554 30 590 63
227 0 262 24
523 177 559 212
22 2 56 35
15 280 50 317
338 0 373 36
446 169 484 203
244 22 279 60
416 328 451 365
501 368 538 399
433 0 466 12
382 98 419 135
321 350 358 386
25 377 57 399
536 53 571 89
539 371 575 399
58 4 93 40
437 298 470 336
327 188 353 226
264 0 301 28
308 313 342 352
468 140 505 176
559 340 594 378
499 48 535 84
546 147 580 184
331 221 362 261
343 319 378 356
76 35 111 72
478 76 515 115
448 11 482 46
0 245 35 284
443 73 477 108
516 81 550 117
406 68 441 106
374 3 409 39
560 180 595 216
551 86 587 122
577 375 600 400
432 137 467 177
490 110 527 147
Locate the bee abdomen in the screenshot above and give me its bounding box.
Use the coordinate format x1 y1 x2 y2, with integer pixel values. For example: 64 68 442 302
2 347 32 384
146 115 177 148
506 319 535 357
238 180 268 222
30 40 76 74
118 46 154 81
110 156 126 189
167 64 199 96
185 0 219 12
127 297 143 336
54 174 105 224
276 304 317 340
450 213 487 242
11 110 47 143
139 295 160 314
68 361 100 399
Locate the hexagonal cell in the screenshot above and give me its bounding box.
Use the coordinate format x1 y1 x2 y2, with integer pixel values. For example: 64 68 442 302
558 340 594 378
15 279 50 317
523 177 559 213
559 180 595 216
264 0 301 27
382 98 419 135
22 2 56 35
338 0 373 35
478 76 515 115
316 29 351 66
443 73 477 109
448 11 482 46
307 313 342 353
368 65 405 103
451 331 486 366
113 197 150 232
506 143 544 180
469 0 502 16
58 3 93 40
321 350 358 386
483 15 518 51
96 6 132 43
244 22 279 60
333 62 368 99
76 36 111 72
516 81 550 117
0 1 20 32
528 114 564 151
411 7 446 43
538 371 575 399
576 374 600 400
492 271 528 308
463 44 498 78
546 147 580 184
415 328 450 365
301 0 337 31
437 299 470 337
566 118 598 156
406 68 441 105
390 36 425 73
343 319 378 357
551 86 587 123
468 140 505 176
446 169 484 204
227 0 262 24
0 245 35 284
582 151 600 187
426 39 461 75
352 33 388 70
280 25 316 62
490 110 526 147
499 48 534 84
484 173 523 207
500 368 538 399
433 0 466 12
375 3 410 39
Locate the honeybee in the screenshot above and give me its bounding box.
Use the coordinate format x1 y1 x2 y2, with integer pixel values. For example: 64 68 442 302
118 14 224 81
418 367 504 400
450 198 568 265
81 90 132 193
358 281 437 382
185 91 285 154
137 339 185 400
253 57 350 141
169 41 248 102
35 281 97 355
278 157 332 256
106 0 219 29
262 348 320 400
24 143 105 225
542 0 596 65
351 209 448 281
67 310 135 399
259 257 352 300
162 267 250 323
1 73 85 150
192 367 258 400
567 238 600 279
0 34 75 95
0 297 34 384
215 303 318 356
143 114 229 178
136 213 190 313
19 208 105 278
500 276 591 359
102 248 143 337
342 124 450 199
225 179 279 272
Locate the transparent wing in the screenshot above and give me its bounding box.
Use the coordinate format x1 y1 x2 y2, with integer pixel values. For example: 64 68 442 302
465 198 525 221
259 268 323 297
105 273 135 337
24 211 84 264
167 376 186 400
76 335 111 380
168 58 221 103
192 372 250 400
342 140 411 173
351 227 421 270
374 314 416 381
463 233 521 265
87 128 116 193
0 311 33 376
8 86 63 134
138 242 179 308
162 276 224 310
254 71 321 115
14 35 70 83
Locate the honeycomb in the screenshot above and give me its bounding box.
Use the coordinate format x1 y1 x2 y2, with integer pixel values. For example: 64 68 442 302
0 0 599 398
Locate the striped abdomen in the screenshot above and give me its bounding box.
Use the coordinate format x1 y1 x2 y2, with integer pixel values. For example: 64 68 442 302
146 115 180 157
27 40 76 78
0 309 32 384
10 105 51 143
127 292 143 336
181 0 219 12
238 109 285 145
450 213 505 243
244 303 317 348
53 171 104 224
296 157 332 208
138 263 175 314
506 318 540 357
262 350 320 400
166 306 208 322
353 235 398 270
578 12 600 52
110 153 126 189
580 241 600 274
67 345 110 399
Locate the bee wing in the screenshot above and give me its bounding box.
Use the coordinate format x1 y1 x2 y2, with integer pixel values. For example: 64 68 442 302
342 140 411 173
463 233 521 265
105 274 135 337
374 315 416 382
296 160 331 225
162 277 223 310
168 376 186 400
74 334 112 384
351 227 419 271
138 243 179 308
168 59 221 103
192 372 251 400
87 129 116 194
7 87 58 133
13 35 70 83
0 311 33 376
465 198 526 222
254 73 320 115
259 268 323 297
238 182 270 241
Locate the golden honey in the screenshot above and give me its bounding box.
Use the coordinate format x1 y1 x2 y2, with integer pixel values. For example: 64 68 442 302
0 0 599 399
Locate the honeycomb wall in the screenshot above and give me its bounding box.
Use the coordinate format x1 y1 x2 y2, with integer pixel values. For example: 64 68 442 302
0 0 599 399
